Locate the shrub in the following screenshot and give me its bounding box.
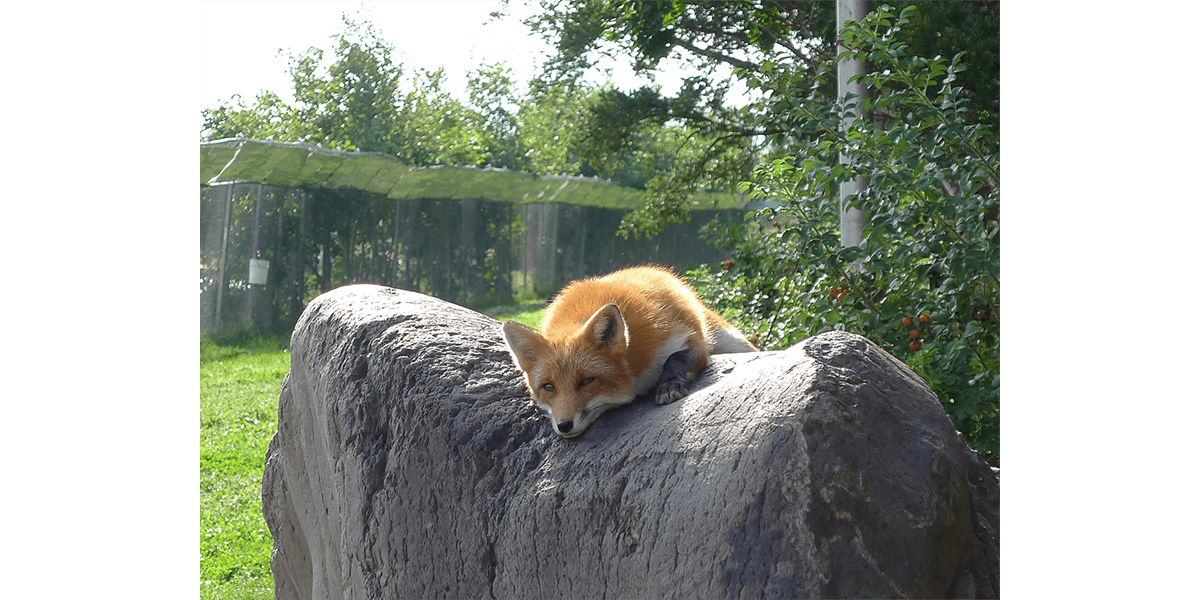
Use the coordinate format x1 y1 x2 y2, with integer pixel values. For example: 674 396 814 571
693 5 999 463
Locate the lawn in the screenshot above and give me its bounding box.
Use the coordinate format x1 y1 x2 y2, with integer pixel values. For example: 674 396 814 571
200 330 290 600
484 301 547 329
198 302 545 598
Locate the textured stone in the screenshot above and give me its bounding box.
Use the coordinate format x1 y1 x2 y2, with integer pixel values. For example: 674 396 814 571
262 284 999 599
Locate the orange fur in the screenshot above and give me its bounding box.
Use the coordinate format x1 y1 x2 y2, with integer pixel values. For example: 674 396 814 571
502 265 756 437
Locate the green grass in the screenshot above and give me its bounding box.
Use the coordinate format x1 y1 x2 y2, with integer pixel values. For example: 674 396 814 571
200 330 290 600
484 300 548 329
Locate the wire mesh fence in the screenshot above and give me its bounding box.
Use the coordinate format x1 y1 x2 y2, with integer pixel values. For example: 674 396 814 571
200 182 742 334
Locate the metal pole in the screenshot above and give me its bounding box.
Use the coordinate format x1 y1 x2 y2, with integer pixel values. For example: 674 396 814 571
247 183 264 325
214 183 233 332
838 0 870 249
392 198 402 286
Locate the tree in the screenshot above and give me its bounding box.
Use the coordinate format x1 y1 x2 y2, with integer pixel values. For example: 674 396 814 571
202 13 406 154
524 0 998 235
391 63 548 171
465 62 525 169
514 78 594 176
525 0 838 234
201 90 312 142
283 14 404 153
391 66 479 166
893 1 999 130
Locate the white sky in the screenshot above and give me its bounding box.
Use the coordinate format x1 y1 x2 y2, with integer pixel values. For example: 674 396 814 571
200 0 707 124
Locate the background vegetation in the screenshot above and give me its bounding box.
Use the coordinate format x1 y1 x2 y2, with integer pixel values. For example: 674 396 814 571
692 3 999 460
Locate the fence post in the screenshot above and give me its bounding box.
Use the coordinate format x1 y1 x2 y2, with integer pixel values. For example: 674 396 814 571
214 183 233 333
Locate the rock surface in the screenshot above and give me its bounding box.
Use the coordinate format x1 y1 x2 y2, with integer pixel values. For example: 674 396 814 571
262 284 999 599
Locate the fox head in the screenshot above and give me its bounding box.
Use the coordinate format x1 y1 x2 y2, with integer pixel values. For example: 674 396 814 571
501 303 635 437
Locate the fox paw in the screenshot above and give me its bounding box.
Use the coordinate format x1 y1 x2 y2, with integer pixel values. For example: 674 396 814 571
654 381 689 404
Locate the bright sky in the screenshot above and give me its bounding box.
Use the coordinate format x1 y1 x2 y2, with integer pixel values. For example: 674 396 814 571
200 0 710 128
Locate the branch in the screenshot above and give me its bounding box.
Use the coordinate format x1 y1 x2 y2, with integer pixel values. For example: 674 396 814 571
672 38 759 72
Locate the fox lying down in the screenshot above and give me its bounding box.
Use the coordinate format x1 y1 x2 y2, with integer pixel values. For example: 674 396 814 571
501 265 757 438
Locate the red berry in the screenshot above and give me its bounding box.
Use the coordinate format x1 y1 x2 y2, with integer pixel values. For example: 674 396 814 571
918 314 931 325
901 316 913 328
909 329 921 339
909 340 922 351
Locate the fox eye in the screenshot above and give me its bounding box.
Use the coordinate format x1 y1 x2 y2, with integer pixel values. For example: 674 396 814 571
578 377 596 389
540 382 555 393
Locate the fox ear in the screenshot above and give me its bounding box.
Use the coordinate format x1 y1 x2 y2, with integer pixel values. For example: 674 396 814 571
584 303 628 355
502 321 547 372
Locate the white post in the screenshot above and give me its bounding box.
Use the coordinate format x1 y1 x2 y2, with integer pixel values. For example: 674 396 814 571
838 0 870 249
246 183 264 323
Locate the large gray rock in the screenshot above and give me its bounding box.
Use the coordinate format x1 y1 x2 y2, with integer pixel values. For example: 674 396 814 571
262 284 999 599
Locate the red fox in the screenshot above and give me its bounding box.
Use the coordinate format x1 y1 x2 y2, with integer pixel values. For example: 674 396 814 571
501 265 757 438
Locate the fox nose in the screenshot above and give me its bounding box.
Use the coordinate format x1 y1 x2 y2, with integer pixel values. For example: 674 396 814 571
556 418 574 434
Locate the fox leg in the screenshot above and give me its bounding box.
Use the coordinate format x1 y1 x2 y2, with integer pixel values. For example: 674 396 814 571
654 348 696 404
